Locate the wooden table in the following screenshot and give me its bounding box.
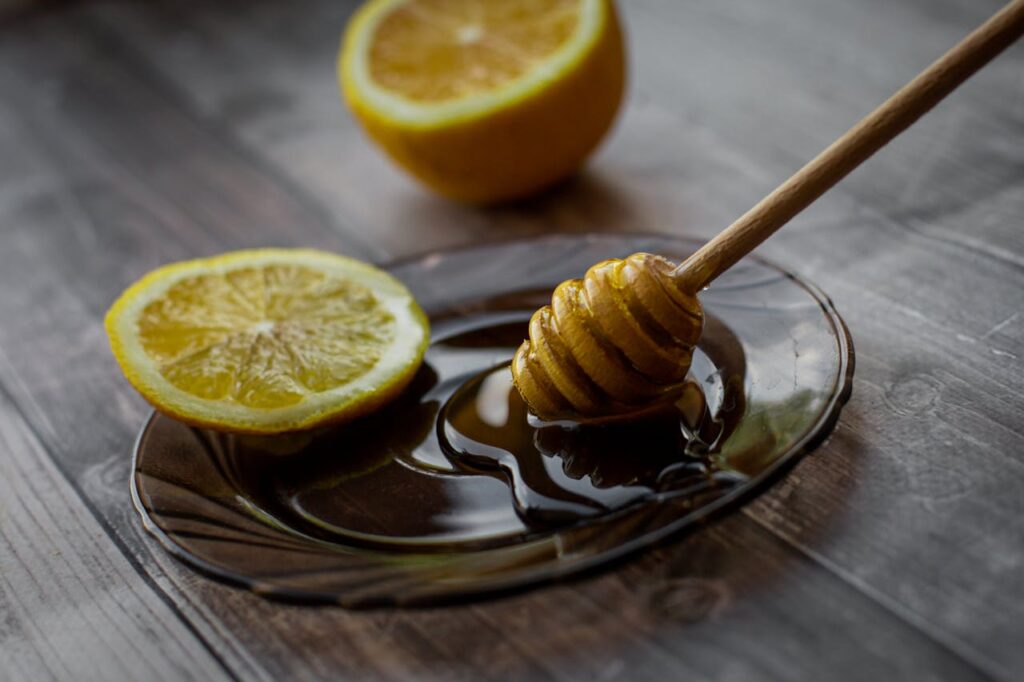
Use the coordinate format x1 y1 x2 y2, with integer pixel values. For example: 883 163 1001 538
2 1 1021 680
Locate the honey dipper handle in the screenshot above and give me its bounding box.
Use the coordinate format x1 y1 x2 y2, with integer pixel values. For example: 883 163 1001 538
673 0 1024 292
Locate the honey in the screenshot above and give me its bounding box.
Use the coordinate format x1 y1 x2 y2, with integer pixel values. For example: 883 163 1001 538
217 306 742 549
440 364 731 528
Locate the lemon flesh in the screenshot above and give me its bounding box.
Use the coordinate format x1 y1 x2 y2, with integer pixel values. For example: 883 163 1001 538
105 249 429 434
340 0 624 203
368 0 581 104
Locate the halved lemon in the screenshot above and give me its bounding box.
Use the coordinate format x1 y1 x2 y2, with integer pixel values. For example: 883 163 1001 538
340 0 625 203
105 249 429 434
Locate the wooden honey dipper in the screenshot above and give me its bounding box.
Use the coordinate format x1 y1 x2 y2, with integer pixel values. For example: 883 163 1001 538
513 0 1024 422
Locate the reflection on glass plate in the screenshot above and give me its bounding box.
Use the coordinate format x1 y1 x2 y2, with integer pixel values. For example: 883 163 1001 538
132 234 853 606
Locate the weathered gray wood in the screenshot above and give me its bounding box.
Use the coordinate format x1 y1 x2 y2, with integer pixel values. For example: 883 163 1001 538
0 0 1022 680
86 0 1024 668
0 15 994 677
0 390 234 682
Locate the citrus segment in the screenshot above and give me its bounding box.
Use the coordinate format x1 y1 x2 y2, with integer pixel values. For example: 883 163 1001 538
368 0 581 103
106 249 429 434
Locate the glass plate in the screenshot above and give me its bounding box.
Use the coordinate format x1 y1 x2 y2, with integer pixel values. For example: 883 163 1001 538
132 234 854 606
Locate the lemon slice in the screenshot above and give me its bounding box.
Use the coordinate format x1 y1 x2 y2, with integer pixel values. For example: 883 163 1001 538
340 0 624 203
105 249 429 434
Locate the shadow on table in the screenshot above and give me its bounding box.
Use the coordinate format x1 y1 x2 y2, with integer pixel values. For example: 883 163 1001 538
386 166 702 244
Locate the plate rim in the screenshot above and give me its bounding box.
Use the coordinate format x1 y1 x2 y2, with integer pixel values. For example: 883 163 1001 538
130 232 854 606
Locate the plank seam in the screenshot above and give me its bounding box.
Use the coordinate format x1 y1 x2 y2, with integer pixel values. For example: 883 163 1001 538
0 378 246 682
742 506 1009 682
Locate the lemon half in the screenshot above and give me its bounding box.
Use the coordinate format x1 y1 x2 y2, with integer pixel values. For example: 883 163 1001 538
340 0 625 203
105 249 429 434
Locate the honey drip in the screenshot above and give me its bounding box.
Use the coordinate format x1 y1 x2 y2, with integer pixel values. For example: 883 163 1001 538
440 365 739 529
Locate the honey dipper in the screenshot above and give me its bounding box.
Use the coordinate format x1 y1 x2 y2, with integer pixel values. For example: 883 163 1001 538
513 0 1024 422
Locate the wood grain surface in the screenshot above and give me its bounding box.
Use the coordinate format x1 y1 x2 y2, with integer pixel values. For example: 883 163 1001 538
0 1 1021 680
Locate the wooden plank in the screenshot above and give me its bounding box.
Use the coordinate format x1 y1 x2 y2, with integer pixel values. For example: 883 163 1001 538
629 0 1023 220
0 5 1007 682
743 210 1024 677
0 5 379 275
77 1 1024 676
0 0 1021 680
0 389 234 682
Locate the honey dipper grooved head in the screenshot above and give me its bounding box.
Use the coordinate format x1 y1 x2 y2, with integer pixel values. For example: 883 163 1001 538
511 253 704 422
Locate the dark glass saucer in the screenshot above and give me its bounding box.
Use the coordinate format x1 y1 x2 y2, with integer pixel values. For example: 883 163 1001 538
131 234 853 606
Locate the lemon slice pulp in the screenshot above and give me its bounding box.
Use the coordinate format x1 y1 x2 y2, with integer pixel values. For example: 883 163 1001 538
105 249 429 434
